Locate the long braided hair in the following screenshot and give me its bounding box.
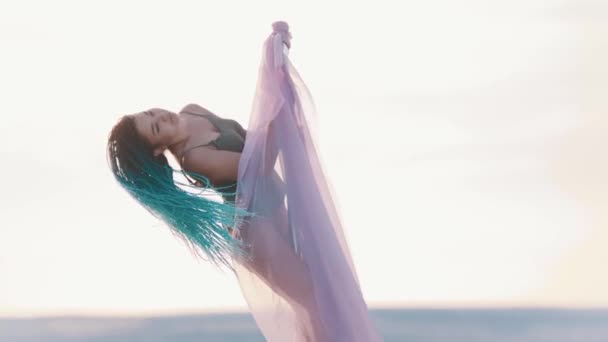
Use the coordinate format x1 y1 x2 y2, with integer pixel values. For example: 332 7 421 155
106 114 256 268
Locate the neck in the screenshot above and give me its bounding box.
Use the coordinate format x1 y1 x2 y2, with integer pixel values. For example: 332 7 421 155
167 118 191 163
167 134 190 164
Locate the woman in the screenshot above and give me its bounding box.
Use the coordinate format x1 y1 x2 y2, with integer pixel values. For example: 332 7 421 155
107 21 381 341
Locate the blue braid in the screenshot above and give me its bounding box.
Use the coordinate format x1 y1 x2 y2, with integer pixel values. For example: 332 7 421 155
107 134 257 269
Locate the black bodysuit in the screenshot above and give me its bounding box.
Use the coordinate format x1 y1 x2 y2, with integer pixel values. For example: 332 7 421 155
180 111 247 204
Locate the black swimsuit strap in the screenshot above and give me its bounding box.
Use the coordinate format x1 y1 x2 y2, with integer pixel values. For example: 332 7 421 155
180 111 224 157
181 111 233 186
181 111 247 187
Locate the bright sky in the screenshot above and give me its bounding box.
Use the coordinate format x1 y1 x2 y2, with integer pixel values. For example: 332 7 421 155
0 0 606 317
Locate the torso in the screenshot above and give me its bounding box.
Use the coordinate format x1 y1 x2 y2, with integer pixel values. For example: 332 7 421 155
174 104 248 204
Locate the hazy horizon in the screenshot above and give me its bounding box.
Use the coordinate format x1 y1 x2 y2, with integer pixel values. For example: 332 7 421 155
1 0 606 317
3 308 608 342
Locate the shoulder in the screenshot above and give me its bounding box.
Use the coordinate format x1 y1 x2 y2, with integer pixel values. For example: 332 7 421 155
180 103 213 115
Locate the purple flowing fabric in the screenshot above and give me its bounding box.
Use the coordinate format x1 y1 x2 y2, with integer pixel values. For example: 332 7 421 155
233 24 382 341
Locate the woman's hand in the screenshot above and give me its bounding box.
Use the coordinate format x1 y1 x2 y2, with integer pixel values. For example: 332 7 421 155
229 226 242 240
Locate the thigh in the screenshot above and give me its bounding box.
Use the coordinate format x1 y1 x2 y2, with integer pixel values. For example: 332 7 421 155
239 203 314 308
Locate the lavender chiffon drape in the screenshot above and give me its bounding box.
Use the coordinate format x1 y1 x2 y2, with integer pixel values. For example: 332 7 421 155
233 30 381 341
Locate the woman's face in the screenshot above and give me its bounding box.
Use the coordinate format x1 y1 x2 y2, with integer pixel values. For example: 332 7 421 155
132 108 181 155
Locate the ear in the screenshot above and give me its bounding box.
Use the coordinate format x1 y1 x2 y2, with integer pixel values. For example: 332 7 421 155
153 146 166 157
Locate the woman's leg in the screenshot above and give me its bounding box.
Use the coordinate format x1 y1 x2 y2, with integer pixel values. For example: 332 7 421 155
239 202 328 341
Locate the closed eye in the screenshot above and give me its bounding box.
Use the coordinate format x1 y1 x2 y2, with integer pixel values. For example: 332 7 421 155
144 111 159 135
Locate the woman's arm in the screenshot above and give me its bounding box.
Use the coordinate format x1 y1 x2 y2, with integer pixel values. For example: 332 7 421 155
273 33 289 70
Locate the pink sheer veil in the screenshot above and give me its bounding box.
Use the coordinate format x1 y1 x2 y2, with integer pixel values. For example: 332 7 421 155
233 21 382 341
